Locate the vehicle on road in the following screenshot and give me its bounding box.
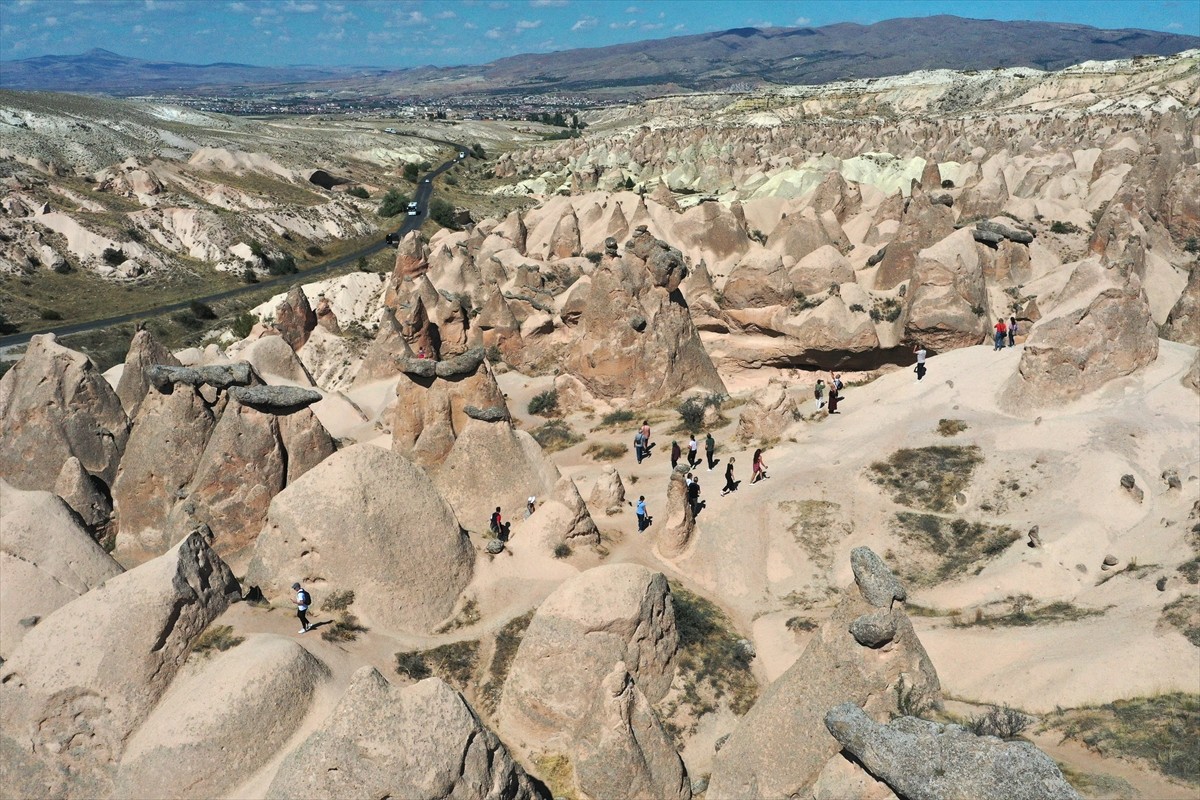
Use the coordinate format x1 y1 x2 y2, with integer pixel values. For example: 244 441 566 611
385 232 401 246
459 151 466 159
423 178 430 183
406 201 419 216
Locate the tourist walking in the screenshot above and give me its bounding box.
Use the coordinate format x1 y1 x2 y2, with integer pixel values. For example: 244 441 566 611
640 420 652 452
814 378 826 411
670 440 681 469
705 432 716 470
636 496 649 531
525 497 536 518
914 344 927 381
634 429 646 463
292 582 313 634
994 318 1007 350
688 434 699 467
1007 316 1018 348
687 477 702 517
750 449 768 483
490 507 504 537
722 457 738 495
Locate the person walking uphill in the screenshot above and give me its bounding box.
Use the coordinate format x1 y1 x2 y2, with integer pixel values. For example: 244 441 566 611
293 582 313 634
634 429 646 464
670 440 681 469
722 457 738 495
635 496 649 531
1008 316 1018 348
688 434 699 467
994 318 1007 351
705 432 716 470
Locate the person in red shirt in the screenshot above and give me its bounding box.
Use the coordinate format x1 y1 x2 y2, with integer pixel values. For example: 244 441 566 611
994 318 1007 351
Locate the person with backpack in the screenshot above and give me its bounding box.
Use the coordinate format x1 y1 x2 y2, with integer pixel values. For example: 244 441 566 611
670 440 681 469
1008 316 1018 348
705 432 716 470
292 582 313 634
634 429 646 463
814 378 826 411
635 496 649 531
914 344 927 381
687 477 702 517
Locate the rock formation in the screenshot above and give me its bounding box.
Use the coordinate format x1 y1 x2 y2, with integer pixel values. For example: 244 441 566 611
588 465 627 515
53 456 113 530
246 443 474 634
735 379 800 442
274 285 317 351
0 334 130 492
657 468 695 559
267 669 545 800
114 328 180 417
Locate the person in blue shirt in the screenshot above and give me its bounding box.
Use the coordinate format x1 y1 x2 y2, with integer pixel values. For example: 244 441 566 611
636 496 649 531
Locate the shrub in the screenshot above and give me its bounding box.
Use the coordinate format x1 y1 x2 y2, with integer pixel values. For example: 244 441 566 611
101 247 126 266
584 442 627 461
321 613 368 642
428 197 457 229
848 303 865 313
1050 220 1082 235
967 705 1031 739
1185 237 1200 254
305 244 324 257
125 227 143 242
39 309 63 321
402 163 420 182
528 389 558 416
189 300 217 320
378 188 411 217
248 240 267 262
870 298 903 323
346 186 369 199
231 312 257 339
241 267 258 284
471 143 486 159
532 419 583 453
671 584 759 716
553 543 572 559
395 650 432 680
599 409 636 426
321 589 356 612
423 640 479 689
785 616 817 633
267 253 297 276
191 624 244 655
484 344 504 365
936 418 968 436
678 393 723 432
894 674 935 718
585 251 602 264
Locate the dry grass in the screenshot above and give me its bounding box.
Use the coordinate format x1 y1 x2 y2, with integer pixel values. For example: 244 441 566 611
394 640 480 690
1161 595 1200 646
320 613 368 643
532 419 583 453
669 584 758 718
191 625 244 655
953 594 1107 628
534 753 578 800
1042 693 1200 785
779 499 849 569
891 512 1020 585
320 589 356 612
435 597 481 634
479 611 535 715
936 418 969 436
584 442 628 461
868 445 983 512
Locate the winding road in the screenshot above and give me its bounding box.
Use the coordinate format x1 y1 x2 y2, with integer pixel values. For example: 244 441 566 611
0 142 468 349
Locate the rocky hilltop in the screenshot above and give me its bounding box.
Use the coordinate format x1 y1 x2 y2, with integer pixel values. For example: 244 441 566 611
0 49 1198 800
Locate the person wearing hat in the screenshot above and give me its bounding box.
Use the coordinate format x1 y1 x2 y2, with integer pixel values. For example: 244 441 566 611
292 582 313 634
525 497 537 518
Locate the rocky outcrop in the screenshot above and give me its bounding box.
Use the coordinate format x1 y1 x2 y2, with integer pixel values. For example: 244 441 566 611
824 704 1080 800
145 362 255 392
228 384 322 412
903 229 989 351
588 465 627 515
1162 265 1199 347
0 334 130 492
53 456 112 530
722 250 794 309
246 444 474 634
1009 272 1158 406
874 187 955 290
0 480 123 658
735 380 800 442
274 285 317 351
657 468 695 559
707 548 940 800
0 532 240 799
115 328 180 417
523 476 601 550
267 669 546 800
114 636 330 800
237 335 315 385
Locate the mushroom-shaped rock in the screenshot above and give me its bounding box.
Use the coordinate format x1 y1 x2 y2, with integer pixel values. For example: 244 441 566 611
114 636 330 800
589 466 627 515
627 227 687 292
0 532 240 798
823 704 1080 800
707 549 938 800
145 362 255 392
115 328 180 417
573 663 692 800
1008 272 1157 407
246 444 474 634
0 334 130 491
499 564 677 743
274 285 317 351
266 669 545 800
851 546 907 608
0 480 123 658
228 384 322 413
53 456 112 530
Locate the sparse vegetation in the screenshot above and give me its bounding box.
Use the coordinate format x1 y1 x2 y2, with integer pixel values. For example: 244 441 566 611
670 584 759 718
967 705 1032 739
892 512 1020 584
868 445 983 512
1161 595 1200 646
870 297 903 323
1183 237 1199 254
321 589 356 612
598 409 636 427
677 393 724 432
1050 220 1082 234
936 418 969 437
1178 558 1200 585
480 610 535 714
191 624 244 655
954 594 1106 628
527 389 559 416
420 640 480 690
534 753 578 800
893 674 935 719
553 543 572 559
1043 693 1200 784
321 613 368 642
848 303 865 313
346 186 369 199
188 300 217 320
779 499 847 569
39 309 63 321
395 650 432 681
532 419 583 453
436 597 481 634
791 291 822 313
785 615 818 633
378 188 411 217
484 344 504 365
231 312 257 339
584 442 627 461
101 247 126 266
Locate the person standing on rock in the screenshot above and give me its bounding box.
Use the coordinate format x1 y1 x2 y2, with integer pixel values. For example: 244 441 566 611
722 457 738 495
705 432 716 471
688 434 699 467
814 378 826 411
670 440 681 469
994 318 1007 351
292 582 313 634
914 344 927 381
635 496 649 531
1007 316 1018 348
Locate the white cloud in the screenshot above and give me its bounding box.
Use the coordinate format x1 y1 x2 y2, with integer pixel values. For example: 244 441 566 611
516 19 542 29
609 19 637 29
43 15 59 26
227 1 250 12
283 0 318 12
794 16 811 25
464 21 478 28
625 5 640 13
1166 21 1183 30
530 0 567 6
132 24 144 34
485 27 504 39
672 23 685 31
571 15 597 31
640 22 663 30
403 10 429 24
435 9 457 19
488 1 509 8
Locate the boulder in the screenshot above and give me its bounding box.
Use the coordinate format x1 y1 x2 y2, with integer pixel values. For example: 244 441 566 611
266 670 545 800
246 444 474 634
627 226 687 292
789 245 855 297
0 533 240 799
276 406 337 484
228 385 322 412
735 379 800 443
824 704 1080 800
573 663 692 800
852 546 908 608
113 636 330 800
53 456 112 530
903 230 989 352
976 218 1034 245
523 476 600 549
722 250 794 309
499 564 677 743
657 468 695 559
1162 265 1200 347
588 466 627 515
0 480 123 658
1009 273 1158 407
145 362 255 392
115 328 180 417
238 335 315 386
707 549 939 800
0 335 130 491
274 285 317 351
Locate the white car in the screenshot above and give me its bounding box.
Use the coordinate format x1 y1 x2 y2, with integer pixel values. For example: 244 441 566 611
407 201 419 216
459 151 467 159
423 178 430 183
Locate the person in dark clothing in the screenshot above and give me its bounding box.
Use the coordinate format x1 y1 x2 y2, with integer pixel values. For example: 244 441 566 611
292 582 313 634
722 457 738 495
705 432 716 470
914 344 927 381
827 384 841 413
490 507 504 539
670 440 681 469
687 477 702 517
1008 316 1018 347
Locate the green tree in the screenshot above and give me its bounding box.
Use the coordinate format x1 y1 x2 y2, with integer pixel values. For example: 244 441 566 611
402 163 420 182
428 198 457 229
378 189 411 217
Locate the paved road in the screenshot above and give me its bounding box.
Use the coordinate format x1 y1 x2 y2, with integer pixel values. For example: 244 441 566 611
0 143 469 349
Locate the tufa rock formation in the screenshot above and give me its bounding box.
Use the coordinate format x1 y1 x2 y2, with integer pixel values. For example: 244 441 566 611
114 327 180 417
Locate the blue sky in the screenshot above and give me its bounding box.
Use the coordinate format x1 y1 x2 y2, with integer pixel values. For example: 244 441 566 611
1 0 1197 67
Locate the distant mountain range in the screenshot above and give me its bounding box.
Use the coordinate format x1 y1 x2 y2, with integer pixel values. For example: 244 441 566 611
3 16 1197 99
